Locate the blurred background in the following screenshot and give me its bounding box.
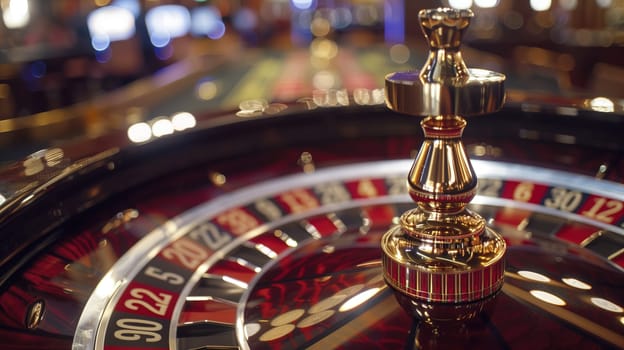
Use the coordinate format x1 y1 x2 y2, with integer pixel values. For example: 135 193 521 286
0 0 623 157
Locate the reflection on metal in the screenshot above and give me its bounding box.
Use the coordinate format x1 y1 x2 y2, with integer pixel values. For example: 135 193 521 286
385 9 505 117
244 323 261 338
530 290 566 306
255 243 278 259
296 97 318 110
151 118 174 137
562 277 592 290
590 297 624 313
609 248 624 260
272 309 306 326
580 230 604 247
504 282 624 347
304 292 399 350
298 152 315 173
0 147 119 221
518 270 551 282
353 88 385 106
254 272 386 344
274 229 298 248
222 275 249 290
595 164 608 179
23 148 65 176
171 112 197 130
101 209 139 234
127 111 197 143
239 99 268 112
236 99 288 117
587 97 615 112
338 287 382 312
381 8 506 321
311 284 364 314
25 299 45 329
312 89 349 107
264 103 288 115
300 87 384 108
127 122 151 143
259 324 295 342
297 309 335 328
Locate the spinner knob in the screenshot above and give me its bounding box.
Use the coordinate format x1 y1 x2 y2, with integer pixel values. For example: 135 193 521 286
385 8 505 117
381 8 507 322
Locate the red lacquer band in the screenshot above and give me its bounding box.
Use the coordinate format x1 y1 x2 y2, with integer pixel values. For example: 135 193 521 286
382 254 505 303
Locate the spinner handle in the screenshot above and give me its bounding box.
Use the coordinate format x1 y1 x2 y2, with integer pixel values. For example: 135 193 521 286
419 8 473 51
419 8 472 84
382 8 507 315
385 8 505 117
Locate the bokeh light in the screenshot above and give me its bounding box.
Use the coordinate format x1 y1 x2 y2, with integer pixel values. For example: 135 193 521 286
448 0 473 10
530 0 552 11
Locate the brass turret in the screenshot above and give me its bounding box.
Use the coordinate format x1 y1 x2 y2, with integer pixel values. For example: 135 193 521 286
381 7 507 322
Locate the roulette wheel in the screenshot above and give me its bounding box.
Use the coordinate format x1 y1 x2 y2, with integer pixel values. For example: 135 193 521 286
0 7 623 350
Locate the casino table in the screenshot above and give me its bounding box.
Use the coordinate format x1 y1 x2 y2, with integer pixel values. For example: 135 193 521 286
1 9 624 350
0 41 562 160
